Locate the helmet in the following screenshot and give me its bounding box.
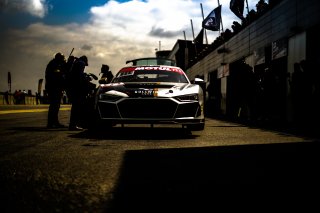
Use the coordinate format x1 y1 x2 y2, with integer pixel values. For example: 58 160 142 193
54 52 65 61
79 55 88 66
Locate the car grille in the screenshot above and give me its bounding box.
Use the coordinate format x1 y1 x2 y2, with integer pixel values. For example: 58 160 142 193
98 98 200 119
118 98 178 118
175 103 200 118
98 102 121 118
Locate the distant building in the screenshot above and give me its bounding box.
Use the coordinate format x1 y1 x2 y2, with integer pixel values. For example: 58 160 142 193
156 50 171 58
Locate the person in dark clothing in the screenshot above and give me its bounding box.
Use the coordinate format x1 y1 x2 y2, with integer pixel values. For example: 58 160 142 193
68 55 89 130
256 0 268 14
45 52 67 128
4 91 9 104
64 55 76 101
291 62 308 124
99 64 114 84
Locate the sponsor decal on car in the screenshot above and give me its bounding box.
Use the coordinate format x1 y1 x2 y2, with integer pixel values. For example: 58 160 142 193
134 88 158 97
119 66 184 74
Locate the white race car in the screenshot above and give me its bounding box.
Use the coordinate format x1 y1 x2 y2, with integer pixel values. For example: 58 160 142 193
93 58 205 131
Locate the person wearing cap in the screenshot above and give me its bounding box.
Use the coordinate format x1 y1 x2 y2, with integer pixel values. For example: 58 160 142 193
68 55 89 130
45 52 67 128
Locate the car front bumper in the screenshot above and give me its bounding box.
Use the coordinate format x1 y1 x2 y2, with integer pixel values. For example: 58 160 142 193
97 97 204 125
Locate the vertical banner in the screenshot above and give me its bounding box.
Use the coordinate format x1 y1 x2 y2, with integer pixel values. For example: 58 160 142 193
217 64 230 78
194 28 204 45
8 72 11 92
38 79 43 95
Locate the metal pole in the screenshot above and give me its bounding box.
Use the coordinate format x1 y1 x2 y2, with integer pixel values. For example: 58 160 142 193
69 48 74 57
190 19 198 56
245 0 250 15
200 3 208 44
190 19 195 40
245 0 250 54
217 0 224 32
183 31 189 69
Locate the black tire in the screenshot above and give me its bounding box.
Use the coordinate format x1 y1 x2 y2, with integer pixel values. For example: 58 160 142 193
86 109 113 132
186 123 205 131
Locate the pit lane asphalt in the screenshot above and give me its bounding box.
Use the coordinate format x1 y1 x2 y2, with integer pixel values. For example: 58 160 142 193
0 104 71 114
0 105 319 212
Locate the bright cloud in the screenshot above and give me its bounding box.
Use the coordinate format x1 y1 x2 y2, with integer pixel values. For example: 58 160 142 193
0 0 48 17
28 0 48 17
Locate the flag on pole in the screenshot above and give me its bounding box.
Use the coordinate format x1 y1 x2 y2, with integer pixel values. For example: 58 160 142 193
202 5 221 31
230 0 245 20
194 28 204 45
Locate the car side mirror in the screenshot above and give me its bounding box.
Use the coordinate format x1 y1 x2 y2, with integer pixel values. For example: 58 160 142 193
192 78 204 84
194 78 204 83
192 78 206 92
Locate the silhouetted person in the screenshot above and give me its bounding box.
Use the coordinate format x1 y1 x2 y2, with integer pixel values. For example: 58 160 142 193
4 91 9 104
68 55 89 131
222 28 232 41
64 55 76 101
291 62 307 124
231 21 242 34
36 92 41 105
237 60 255 121
299 59 316 123
99 64 114 84
45 52 67 128
256 0 268 14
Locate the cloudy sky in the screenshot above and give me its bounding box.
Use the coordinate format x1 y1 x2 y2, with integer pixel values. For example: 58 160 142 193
0 0 261 94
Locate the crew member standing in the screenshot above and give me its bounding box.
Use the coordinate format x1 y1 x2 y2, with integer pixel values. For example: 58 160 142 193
99 64 114 84
68 55 89 130
45 52 67 128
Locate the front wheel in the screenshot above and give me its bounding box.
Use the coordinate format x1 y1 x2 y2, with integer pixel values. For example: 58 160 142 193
186 123 205 131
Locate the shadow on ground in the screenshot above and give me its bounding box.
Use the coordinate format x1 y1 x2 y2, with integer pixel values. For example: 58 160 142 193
9 126 69 132
70 127 199 140
107 141 319 212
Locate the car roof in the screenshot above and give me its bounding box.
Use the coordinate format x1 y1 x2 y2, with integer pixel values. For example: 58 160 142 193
126 57 176 66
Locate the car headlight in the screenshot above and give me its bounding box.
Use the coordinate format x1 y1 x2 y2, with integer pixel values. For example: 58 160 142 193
98 90 128 102
99 94 123 102
175 94 199 102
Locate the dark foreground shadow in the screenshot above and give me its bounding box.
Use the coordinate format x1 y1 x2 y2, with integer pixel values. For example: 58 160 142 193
107 141 320 212
70 127 198 140
9 126 69 132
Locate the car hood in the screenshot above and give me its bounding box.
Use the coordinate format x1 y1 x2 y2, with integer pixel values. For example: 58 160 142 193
98 82 200 98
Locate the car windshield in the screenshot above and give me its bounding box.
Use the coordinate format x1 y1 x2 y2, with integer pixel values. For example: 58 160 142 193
113 69 189 83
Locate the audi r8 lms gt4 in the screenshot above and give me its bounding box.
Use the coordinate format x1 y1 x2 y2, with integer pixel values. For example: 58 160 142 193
93 59 205 131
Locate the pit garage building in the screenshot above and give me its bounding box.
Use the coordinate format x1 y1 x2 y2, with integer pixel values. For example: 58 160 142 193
169 0 320 126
